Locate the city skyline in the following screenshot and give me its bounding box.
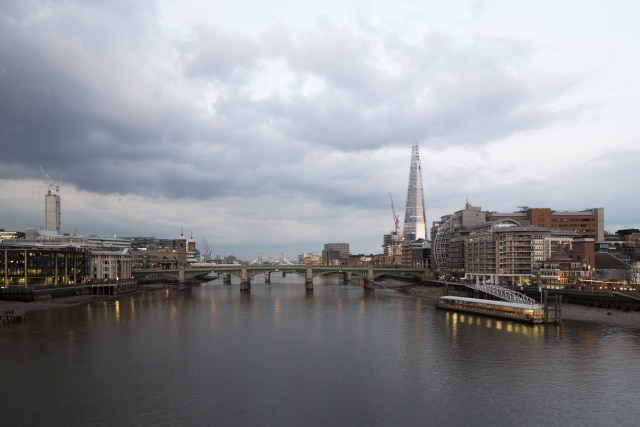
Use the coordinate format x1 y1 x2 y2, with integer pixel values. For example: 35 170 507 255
2 1 640 260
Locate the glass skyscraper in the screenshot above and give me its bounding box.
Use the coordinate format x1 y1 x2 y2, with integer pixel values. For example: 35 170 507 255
402 144 427 242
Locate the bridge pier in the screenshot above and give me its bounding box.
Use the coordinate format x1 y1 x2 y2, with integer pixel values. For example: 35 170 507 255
363 265 375 291
177 265 189 290
343 272 352 283
264 272 271 284
222 273 231 285
240 266 251 292
305 264 313 291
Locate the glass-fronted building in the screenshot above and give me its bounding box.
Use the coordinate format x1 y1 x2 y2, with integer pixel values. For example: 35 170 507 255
402 144 427 243
1 244 89 287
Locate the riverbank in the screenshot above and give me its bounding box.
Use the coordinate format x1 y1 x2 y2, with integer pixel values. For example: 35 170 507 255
3 283 640 330
383 282 640 330
0 283 176 320
0 295 111 320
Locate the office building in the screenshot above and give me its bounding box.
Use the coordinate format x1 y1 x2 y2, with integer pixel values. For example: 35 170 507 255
323 243 350 265
402 144 427 242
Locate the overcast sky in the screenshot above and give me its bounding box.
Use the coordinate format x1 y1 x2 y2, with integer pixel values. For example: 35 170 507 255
2 0 639 261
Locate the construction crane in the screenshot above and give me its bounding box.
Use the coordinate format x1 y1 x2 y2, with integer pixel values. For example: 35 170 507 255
40 166 62 195
389 192 400 234
202 238 213 263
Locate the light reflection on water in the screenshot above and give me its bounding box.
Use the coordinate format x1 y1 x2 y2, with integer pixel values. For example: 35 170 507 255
2 277 640 426
445 311 546 336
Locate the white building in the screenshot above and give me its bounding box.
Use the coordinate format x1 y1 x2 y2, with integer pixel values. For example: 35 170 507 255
89 249 133 281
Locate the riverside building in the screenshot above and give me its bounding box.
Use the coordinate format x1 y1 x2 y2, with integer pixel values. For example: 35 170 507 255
487 207 604 241
89 249 133 282
0 243 89 287
431 202 595 285
464 221 553 285
0 234 134 287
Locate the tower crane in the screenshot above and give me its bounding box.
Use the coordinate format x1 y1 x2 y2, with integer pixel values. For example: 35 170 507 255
40 166 62 195
389 192 400 234
202 237 213 263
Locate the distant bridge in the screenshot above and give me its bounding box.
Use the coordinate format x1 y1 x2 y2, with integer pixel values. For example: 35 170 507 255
132 264 428 291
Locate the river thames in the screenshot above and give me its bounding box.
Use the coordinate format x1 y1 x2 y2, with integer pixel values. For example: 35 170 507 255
2 275 640 426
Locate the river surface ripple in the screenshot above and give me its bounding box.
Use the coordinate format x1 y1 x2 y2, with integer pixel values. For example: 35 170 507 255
2 276 640 426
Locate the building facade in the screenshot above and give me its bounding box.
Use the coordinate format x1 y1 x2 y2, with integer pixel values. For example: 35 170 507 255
1 235 135 287
381 231 403 266
89 249 133 281
487 207 604 241
431 202 488 277
322 243 350 265
402 144 427 242
1 243 89 287
44 186 61 234
465 221 552 285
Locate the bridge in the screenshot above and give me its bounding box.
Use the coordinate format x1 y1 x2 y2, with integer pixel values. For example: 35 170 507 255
132 264 428 291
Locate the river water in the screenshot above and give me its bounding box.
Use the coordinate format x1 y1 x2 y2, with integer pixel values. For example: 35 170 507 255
2 275 640 426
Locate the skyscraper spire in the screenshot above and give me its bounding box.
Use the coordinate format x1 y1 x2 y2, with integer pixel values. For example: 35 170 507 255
402 144 426 242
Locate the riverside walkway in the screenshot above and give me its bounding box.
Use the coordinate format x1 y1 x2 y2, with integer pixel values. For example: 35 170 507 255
132 264 428 291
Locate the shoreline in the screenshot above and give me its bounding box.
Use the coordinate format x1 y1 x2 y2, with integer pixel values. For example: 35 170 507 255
383 282 640 330
0 284 169 320
0 294 118 320
3 283 640 330
0 283 171 320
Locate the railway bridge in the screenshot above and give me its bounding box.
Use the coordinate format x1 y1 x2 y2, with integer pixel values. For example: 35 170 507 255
132 264 427 291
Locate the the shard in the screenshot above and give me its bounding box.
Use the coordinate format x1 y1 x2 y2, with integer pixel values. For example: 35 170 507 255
402 144 427 242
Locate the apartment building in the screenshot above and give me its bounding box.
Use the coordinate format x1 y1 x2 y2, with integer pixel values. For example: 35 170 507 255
487 207 604 241
464 221 551 285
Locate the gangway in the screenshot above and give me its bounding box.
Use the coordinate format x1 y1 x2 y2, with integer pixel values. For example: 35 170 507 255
467 284 536 305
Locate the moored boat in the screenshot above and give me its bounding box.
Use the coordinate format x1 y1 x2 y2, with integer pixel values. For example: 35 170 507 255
436 295 545 324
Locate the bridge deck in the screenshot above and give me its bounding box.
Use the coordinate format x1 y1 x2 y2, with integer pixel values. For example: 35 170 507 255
133 264 427 281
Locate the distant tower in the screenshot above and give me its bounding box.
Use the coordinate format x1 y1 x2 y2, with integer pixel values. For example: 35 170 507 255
176 229 187 266
41 167 61 234
186 232 197 264
402 144 427 242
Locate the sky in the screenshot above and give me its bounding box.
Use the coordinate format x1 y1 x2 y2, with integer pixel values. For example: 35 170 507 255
2 0 640 261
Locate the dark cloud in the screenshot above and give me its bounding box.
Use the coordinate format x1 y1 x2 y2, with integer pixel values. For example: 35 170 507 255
1 1 560 207
6 1 631 260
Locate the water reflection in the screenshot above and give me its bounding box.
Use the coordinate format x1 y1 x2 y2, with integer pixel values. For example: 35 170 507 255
444 311 545 336
3 278 640 426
